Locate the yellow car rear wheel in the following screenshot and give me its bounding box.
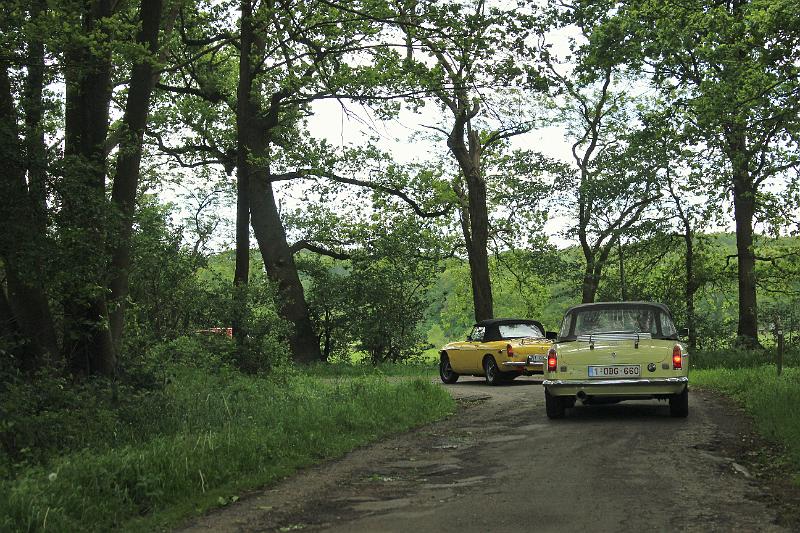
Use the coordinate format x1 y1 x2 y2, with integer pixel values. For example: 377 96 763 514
483 356 502 386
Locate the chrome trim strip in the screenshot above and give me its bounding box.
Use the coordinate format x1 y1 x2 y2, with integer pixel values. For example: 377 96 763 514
543 376 688 386
502 361 543 367
577 332 652 342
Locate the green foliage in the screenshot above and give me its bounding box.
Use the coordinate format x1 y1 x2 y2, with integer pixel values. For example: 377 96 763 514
0 366 454 532
120 199 292 374
298 214 443 364
693 367 800 483
347 254 431 363
298 255 353 362
422 249 578 346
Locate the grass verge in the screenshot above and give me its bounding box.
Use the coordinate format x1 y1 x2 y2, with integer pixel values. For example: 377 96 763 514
300 360 438 378
693 366 800 484
691 347 800 370
0 368 454 532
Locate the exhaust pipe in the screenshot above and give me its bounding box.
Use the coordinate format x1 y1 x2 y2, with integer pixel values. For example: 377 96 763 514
576 390 587 401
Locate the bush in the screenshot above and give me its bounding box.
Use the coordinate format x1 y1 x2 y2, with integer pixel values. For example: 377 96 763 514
0 368 163 478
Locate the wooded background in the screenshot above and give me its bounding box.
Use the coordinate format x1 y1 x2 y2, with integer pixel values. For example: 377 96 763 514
1 0 799 378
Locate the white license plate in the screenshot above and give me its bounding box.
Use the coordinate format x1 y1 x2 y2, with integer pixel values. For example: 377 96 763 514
528 355 545 362
588 365 641 377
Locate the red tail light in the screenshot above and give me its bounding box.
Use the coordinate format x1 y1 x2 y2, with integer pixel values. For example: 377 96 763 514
547 347 557 372
672 345 682 369
506 343 514 358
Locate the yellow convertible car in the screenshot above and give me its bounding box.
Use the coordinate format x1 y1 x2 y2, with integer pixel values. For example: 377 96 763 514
439 318 556 386
543 302 689 418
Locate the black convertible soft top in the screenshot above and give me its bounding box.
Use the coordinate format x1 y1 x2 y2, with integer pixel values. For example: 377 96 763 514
472 318 546 341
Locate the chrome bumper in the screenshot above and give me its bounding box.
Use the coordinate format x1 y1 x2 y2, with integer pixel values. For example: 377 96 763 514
543 377 688 386
502 357 544 368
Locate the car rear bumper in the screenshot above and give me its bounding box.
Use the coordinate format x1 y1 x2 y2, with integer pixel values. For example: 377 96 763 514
502 358 544 374
543 376 688 397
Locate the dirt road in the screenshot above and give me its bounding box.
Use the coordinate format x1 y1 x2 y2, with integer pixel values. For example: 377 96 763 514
179 377 800 532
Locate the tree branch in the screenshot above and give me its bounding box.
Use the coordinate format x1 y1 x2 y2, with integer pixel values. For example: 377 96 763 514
289 240 350 260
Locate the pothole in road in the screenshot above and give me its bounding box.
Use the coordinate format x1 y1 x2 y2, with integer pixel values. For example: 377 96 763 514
455 395 491 407
423 463 463 476
350 497 414 513
516 423 547 432
483 434 527 443
422 475 490 490
387 459 443 469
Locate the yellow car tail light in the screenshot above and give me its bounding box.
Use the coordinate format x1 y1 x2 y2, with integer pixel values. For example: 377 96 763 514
506 343 514 357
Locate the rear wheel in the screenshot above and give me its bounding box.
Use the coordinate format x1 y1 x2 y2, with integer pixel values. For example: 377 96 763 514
669 386 689 418
545 389 566 419
483 356 502 386
439 353 459 384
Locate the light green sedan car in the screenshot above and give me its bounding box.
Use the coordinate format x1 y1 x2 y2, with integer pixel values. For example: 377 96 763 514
543 302 689 419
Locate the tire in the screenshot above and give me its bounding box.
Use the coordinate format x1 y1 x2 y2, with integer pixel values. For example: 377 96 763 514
483 356 502 386
439 353 459 384
545 389 566 419
669 386 689 418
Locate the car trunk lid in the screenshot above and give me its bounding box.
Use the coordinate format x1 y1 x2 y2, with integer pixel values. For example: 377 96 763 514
556 334 673 379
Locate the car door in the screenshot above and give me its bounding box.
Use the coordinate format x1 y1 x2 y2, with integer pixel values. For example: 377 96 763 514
465 325 488 373
449 325 485 374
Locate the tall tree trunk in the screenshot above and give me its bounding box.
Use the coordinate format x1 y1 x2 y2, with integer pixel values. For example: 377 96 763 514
618 241 627 300
581 243 613 303
732 168 760 347
249 167 322 363
578 195 597 303
235 1 320 364
232 0 253 346
0 63 59 368
449 120 493 321
464 171 493 321
727 128 760 348
684 229 698 352
62 0 116 376
581 262 598 303
23 0 48 232
108 0 164 349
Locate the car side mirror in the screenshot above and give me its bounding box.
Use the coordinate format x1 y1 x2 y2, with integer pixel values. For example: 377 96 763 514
679 327 689 338
466 335 473 342
545 331 558 340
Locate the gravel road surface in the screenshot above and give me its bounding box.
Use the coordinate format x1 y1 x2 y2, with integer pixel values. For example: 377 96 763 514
178 376 800 532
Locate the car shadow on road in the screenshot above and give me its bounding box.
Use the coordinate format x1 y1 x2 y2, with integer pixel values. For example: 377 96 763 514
447 379 543 388
559 402 683 420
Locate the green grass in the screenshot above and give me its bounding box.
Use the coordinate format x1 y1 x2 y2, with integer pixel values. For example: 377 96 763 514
693 366 800 483
300 357 439 378
0 368 455 532
691 346 800 370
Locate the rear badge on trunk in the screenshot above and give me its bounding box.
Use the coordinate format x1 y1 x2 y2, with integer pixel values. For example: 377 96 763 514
611 352 616 358
648 363 657 372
